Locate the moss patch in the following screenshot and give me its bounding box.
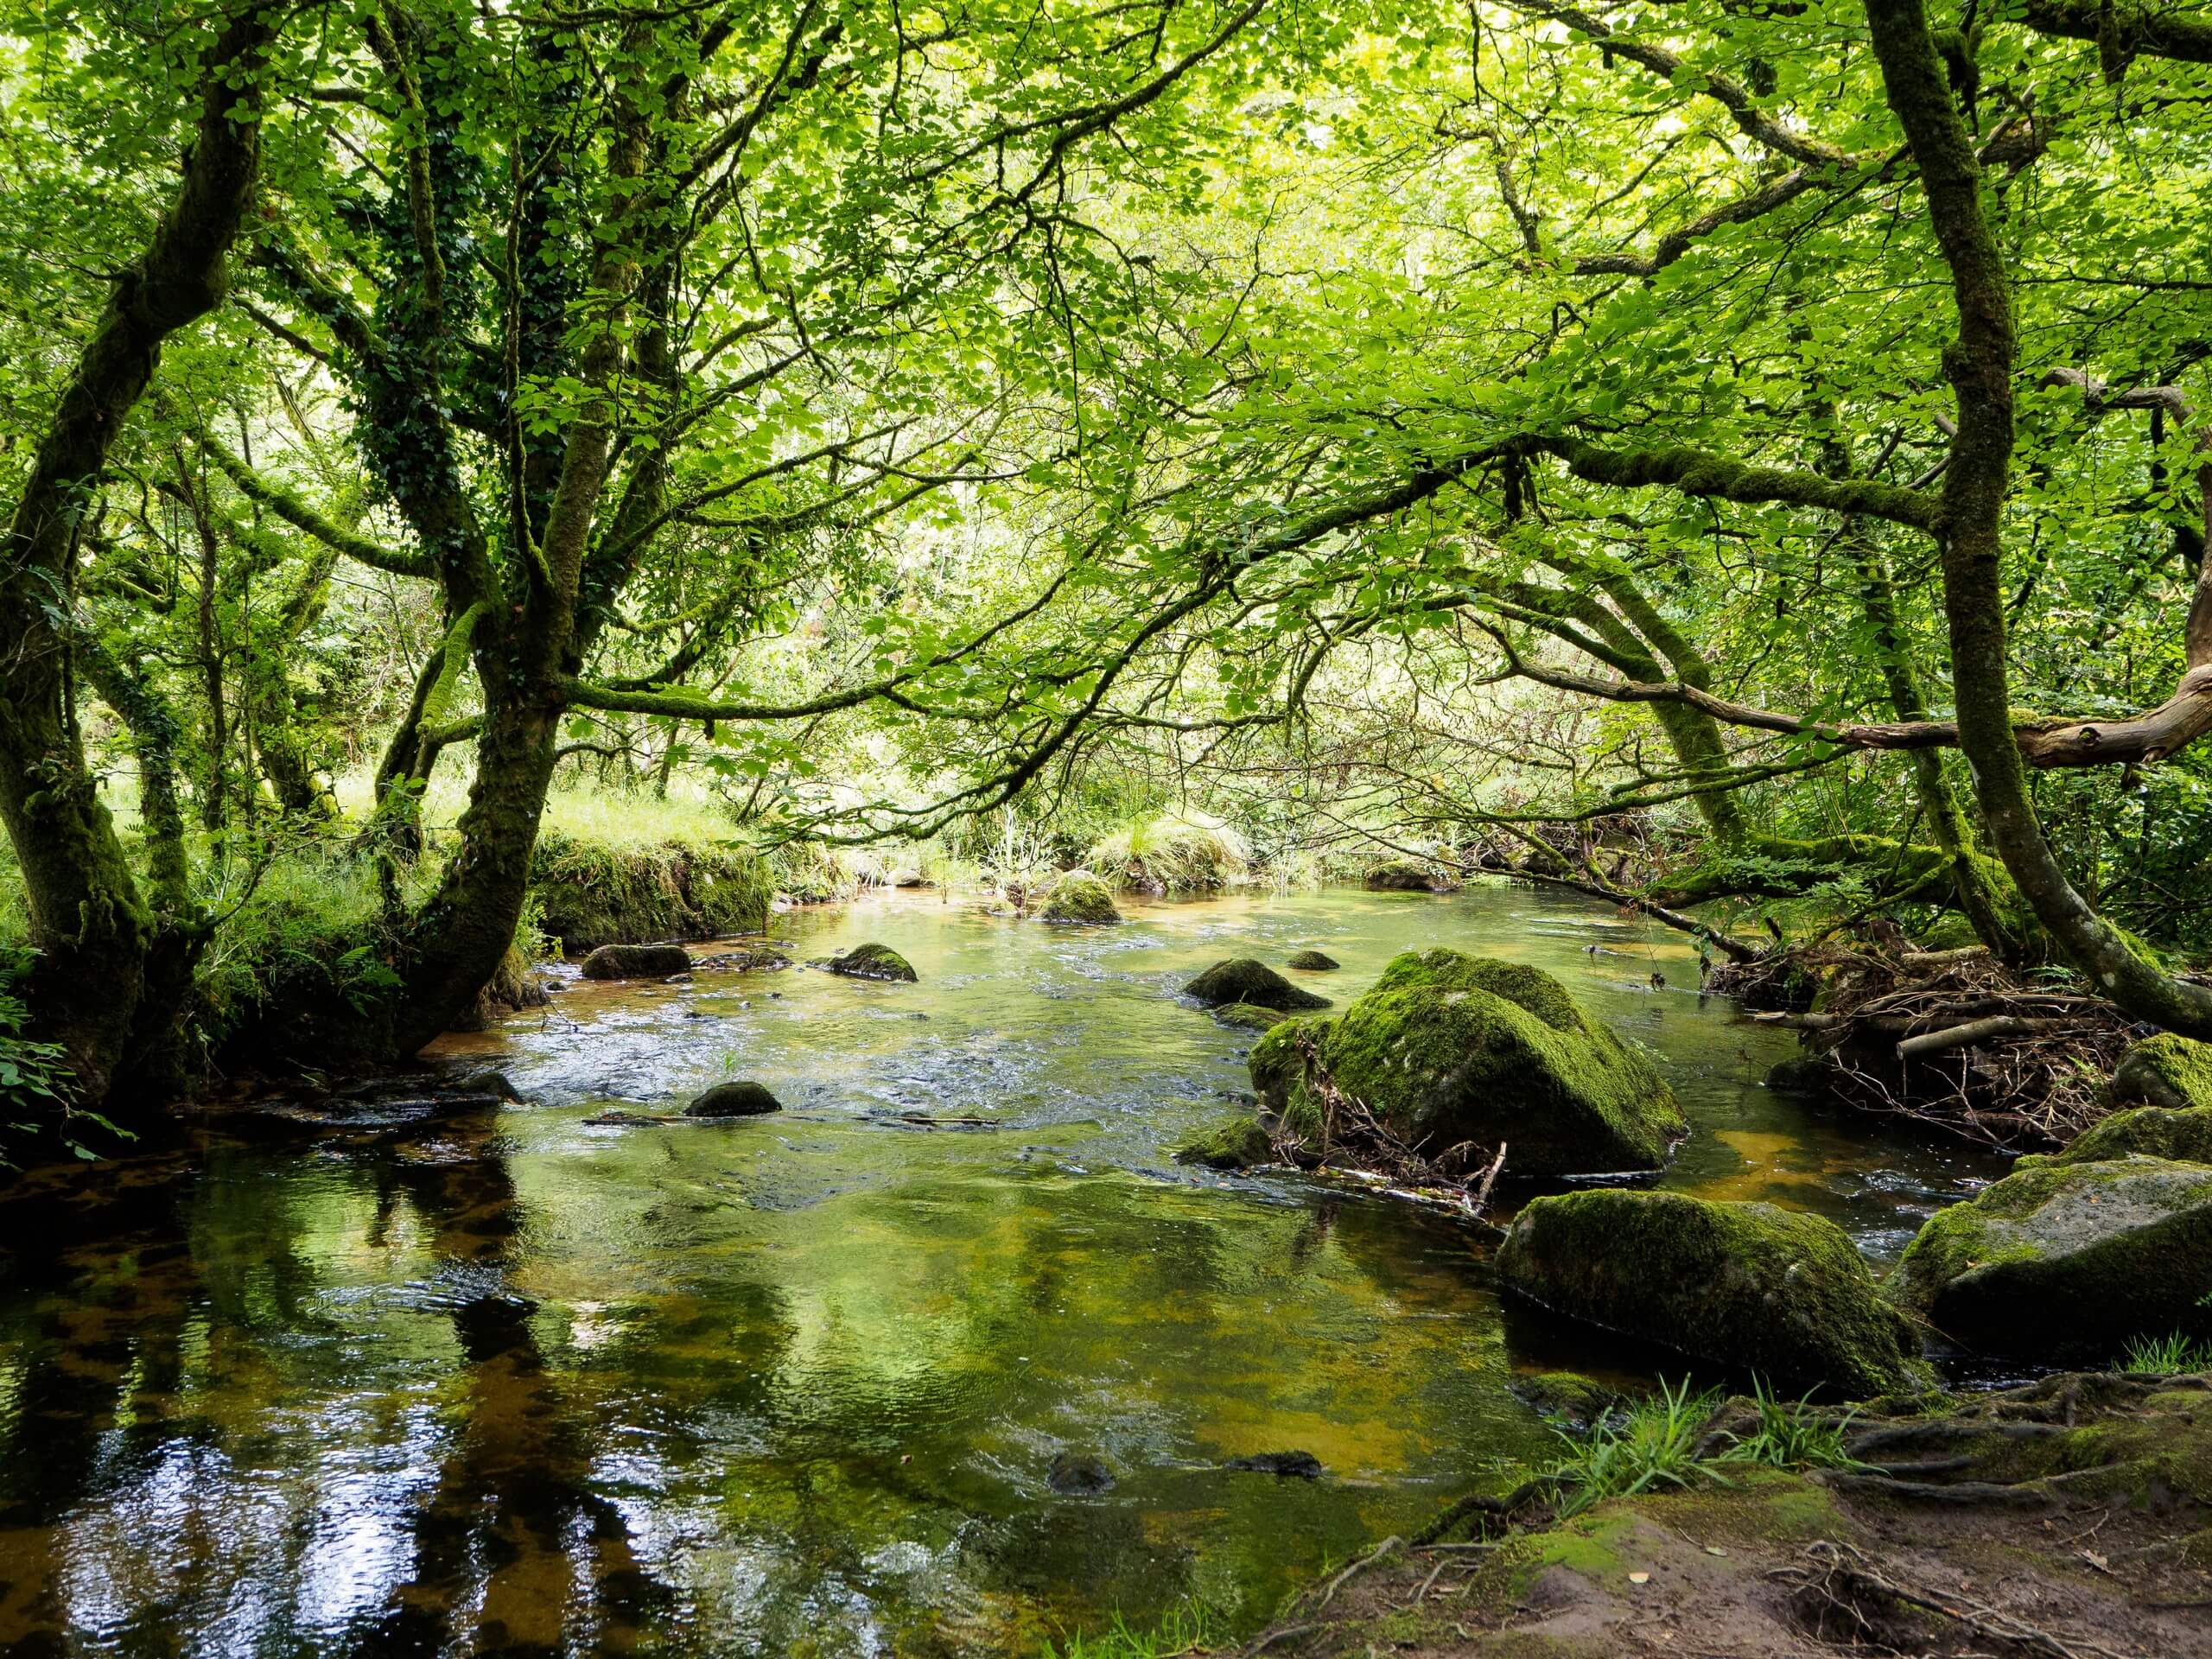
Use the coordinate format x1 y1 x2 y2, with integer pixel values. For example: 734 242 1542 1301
1497 1189 1931 1396
1039 870 1122 925
2110 1034 2212 1113
1171 1114 1274 1169
1250 950 1683 1175
530 829 771 954
1887 1155 2212 1357
2021 1103 2212 1169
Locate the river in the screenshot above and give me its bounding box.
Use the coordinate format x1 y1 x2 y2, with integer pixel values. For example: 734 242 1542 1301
0 882 2008 1656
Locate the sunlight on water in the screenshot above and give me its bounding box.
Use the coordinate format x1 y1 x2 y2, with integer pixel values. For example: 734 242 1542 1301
0 883 2006 1656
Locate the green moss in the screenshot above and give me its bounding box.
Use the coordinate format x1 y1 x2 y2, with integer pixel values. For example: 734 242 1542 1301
1251 951 1682 1175
1039 871 1122 925
1170 1114 1274 1169
2020 1103 2212 1169
529 829 772 953
1497 1190 1930 1396
1212 1001 1288 1032
1642 1466 1843 1547
2110 1033 2212 1113
1887 1156 2212 1356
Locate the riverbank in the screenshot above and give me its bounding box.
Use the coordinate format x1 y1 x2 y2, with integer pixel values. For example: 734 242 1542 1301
1214 1370 2212 1659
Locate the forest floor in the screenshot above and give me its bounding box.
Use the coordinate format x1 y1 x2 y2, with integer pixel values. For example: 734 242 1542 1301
1239 1374 2212 1659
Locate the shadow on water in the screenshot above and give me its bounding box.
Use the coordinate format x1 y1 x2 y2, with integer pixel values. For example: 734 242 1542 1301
0 883 2013 1656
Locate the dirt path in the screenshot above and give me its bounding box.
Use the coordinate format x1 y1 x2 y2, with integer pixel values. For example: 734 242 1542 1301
1237 1374 2212 1659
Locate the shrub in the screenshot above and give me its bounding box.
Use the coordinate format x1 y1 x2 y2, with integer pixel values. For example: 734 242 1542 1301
1086 810 1247 893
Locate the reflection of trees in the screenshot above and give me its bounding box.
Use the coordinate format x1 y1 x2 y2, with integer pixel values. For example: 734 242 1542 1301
0 1166 200 1652
350 1109 668 1655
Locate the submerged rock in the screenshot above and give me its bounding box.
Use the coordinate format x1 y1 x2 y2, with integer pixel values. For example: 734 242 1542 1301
1184 957 1330 1012
2108 1033 2212 1112
1249 949 1683 1176
691 941 793 973
1887 1154 2212 1357
1225 1451 1323 1478
1039 871 1122 925
1497 1189 1929 1397
448 1067 522 1102
581 942 694 980
1363 859 1458 893
684 1080 783 1118
1510 1371 1625 1433
817 942 918 982
1046 1451 1116 1495
1172 1114 1274 1170
1286 949 1340 971
1212 1001 1290 1033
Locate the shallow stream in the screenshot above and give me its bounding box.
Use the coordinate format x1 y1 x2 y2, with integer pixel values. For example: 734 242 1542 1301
0 884 2009 1656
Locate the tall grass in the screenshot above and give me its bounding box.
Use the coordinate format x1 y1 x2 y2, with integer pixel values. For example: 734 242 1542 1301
1546 1376 1718 1516
1086 810 1247 893
2116 1331 2212 1375
1039 1600 1219 1659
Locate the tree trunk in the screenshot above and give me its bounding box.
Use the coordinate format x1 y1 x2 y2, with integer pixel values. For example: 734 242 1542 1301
0 7 272 1116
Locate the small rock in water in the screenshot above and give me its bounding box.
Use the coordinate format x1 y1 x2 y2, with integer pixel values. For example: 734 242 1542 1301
1224 1451 1324 1479
581 943 694 980
684 1081 783 1118
1046 1451 1117 1496
1286 950 1339 971
449 1067 522 1101
814 942 918 982
1183 958 1330 1012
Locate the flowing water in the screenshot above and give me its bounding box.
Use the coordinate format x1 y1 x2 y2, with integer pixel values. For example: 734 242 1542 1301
0 884 2009 1656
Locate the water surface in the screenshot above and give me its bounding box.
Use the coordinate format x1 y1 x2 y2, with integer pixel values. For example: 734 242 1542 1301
0 884 2006 1656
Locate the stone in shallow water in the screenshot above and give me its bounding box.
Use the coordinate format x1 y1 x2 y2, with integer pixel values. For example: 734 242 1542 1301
1046 1451 1116 1495
684 1081 782 1118
1172 1115 1273 1169
1286 949 1339 971
1212 1001 1289 1033
1886 1154 2212 1357
1183 958 1329 1011
1250 949 1682 1177
1224 1451 1323 1479
1039 871 1122 925
581 943 693 980
1497 1188 1931 1397
1363 859 1458 893
816 942 918 982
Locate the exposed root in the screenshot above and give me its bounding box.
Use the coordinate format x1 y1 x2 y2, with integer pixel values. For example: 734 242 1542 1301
1777 1537 2134 1659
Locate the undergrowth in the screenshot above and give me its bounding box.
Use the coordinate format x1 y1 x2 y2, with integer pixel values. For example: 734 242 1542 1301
1039 1599 1219 1658
1547 1376 1719 1516
1717 1377 1867 1471
1086 810 1246 893
2116 1331 2212 1375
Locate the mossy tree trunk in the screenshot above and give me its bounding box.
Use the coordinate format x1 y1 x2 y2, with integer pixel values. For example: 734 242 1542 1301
1865 0 2212 1033
0 6 271 1117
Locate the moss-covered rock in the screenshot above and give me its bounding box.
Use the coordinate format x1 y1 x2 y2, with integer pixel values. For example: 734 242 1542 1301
1249 950 1684 1176
1510 1370 1625 1432
1172 1114 1274 1169
581 942 692 980
684 1080 782 1117
2110 1033 2212 1113
1213 1001 1290 1032
1287 949 1339 971
1498 1190 1930 1396
1039 871 1122 925
1886 1155 2212 1357
817 942 918 982
2020 1103 2212 1169
1363 858 1458 893
530 830 772 953
1184 957 1330 1011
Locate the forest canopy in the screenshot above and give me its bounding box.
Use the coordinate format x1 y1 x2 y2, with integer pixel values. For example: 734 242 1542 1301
5 0 2212 1141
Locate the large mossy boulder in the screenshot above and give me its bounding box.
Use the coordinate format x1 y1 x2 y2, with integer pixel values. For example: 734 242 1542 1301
818 942 918 982
2108 1033 2212 1112
1184 958 1330 1012
1040 872 1122 925
2019 1103 2212 1169
581 942 693 980
1249 949 1683 1175
1497 1190 1930 1396
1886 1155 2212 1357
1363 858 1458 893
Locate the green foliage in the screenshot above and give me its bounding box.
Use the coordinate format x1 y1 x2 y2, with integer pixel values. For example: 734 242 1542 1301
0 947 99 1160
1085 810 1248 894
2115 1332 2212 1376
1716 1378 1867 1473
1546 1377 1721 1518
1039 1599 1220 1659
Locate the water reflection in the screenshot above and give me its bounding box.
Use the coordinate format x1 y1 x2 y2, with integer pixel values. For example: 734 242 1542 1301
0 883 2009 1655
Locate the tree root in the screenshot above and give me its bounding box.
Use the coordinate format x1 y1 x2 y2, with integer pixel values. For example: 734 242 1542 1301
1777 1537 2135 1659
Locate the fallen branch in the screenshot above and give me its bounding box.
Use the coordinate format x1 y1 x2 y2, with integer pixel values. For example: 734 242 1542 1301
1894 1014 2080 1061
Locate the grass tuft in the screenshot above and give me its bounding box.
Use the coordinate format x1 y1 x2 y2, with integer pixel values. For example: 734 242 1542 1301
1546 1376 1720 1517
1718 1376 1867 1471
1039 1599 1220 1658
2116 1331 2212 1375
